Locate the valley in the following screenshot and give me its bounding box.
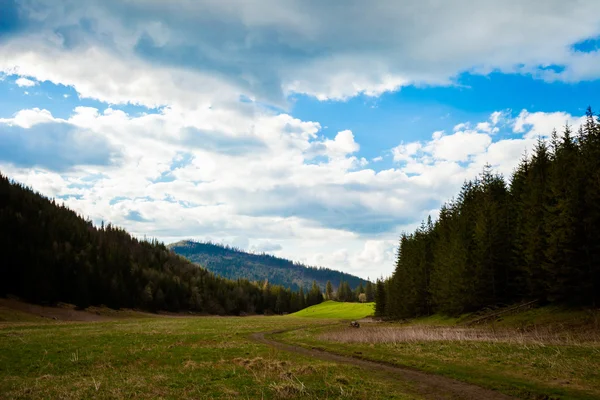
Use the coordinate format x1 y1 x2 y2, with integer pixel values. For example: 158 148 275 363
2 300 598 399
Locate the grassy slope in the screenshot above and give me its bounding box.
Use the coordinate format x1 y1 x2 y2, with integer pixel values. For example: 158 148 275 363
0 313 417 399
291 301 375 319
280 306 600 400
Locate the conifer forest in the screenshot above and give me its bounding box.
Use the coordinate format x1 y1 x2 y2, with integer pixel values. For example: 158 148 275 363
377 108 600 318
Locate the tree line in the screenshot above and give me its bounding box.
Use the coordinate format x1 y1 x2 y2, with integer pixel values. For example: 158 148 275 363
377 107 600 319
324 279 375 303
0 174 322 315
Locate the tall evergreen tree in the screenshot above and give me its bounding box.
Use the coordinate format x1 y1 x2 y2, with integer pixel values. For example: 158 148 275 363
377 109 600 317
365 281 375 302
374 279 386 317
325 280 333 300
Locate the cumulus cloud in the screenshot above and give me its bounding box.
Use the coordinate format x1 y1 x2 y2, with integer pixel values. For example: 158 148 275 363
324 130 360 157
1 0 597 279
392 142 422 162
513 109 586 139
1 105 587 278
392 109 587 182
0 109 118 171
15 77 37 87
425 130 493 162
1 1 600 106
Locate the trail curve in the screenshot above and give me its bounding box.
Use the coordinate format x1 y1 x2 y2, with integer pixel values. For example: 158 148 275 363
250 328 514 400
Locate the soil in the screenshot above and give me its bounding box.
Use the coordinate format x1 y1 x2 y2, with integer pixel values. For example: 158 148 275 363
251 329 515 400
0 298 258 322
0 297 112 322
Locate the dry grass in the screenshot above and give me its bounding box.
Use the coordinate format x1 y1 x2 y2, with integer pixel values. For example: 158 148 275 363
1 315 418 399
232 357 311 398
320 325 600 346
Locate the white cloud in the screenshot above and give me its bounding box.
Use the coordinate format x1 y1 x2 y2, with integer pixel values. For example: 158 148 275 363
1 1 597 280
513 109 586 139
0 108 55 128
490 111 504 125
1 106 587 279
1 1 600 105
325 130 360 157
392 142 422 162
15 77 37 87
426 130 492 162
453 123 468 132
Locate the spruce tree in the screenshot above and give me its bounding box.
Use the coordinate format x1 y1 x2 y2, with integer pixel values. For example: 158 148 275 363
374 279 386 317
325 280 333 300
365 280 374 302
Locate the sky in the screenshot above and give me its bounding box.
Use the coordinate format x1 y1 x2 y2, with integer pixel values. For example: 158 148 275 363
1 0 600 280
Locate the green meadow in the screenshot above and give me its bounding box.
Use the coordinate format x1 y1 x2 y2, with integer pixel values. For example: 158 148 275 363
0 309 415 400
291 300 374 320
2 304 599 399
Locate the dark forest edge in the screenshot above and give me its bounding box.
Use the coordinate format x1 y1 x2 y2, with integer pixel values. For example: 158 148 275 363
376 107 600 319
0 174 328 315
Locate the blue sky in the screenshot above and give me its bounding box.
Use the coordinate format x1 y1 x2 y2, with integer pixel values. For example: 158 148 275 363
1 0 600 278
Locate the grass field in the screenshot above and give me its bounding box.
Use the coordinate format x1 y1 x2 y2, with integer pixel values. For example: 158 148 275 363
291 301 374 319
280 306 600 400
0 309 418 399
3 301 599 399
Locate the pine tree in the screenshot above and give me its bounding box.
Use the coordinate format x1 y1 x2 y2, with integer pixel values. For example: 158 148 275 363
307 280 323 306
374 279 386 317
298 287 306 309
337 280 346 301
365 280 374 302
544 125 582 302
325 280 333 300
522 138 552 300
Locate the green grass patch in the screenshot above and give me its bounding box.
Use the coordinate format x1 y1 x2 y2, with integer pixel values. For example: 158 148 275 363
0 315 418 399
407 313 469 326
291 301 375 319
492 305 600 331
279 322 600 400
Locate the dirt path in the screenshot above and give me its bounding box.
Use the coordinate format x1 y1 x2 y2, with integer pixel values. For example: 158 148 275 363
251 329 514 400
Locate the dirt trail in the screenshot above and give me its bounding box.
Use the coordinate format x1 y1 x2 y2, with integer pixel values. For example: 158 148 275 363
251 329 514 400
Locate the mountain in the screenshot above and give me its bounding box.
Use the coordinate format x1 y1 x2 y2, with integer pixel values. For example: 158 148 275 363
0 173 310 315
169 240 370 291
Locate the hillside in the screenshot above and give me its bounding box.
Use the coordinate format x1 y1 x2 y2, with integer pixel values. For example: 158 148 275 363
0 173 309 315
169 240 370 291
292 300 375 319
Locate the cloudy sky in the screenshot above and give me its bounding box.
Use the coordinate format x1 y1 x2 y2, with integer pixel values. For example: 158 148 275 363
1 0 600 279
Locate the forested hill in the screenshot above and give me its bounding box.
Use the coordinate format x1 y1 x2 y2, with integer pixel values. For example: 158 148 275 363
377 107 600 320
169 240 369 291
0 173 316 315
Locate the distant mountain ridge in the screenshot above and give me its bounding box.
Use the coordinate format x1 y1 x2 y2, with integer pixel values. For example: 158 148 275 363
168 240 370 291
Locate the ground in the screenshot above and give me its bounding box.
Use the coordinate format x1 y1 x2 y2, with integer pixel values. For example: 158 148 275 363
0 301 417 399
291 300 374 319
1 299 599 399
